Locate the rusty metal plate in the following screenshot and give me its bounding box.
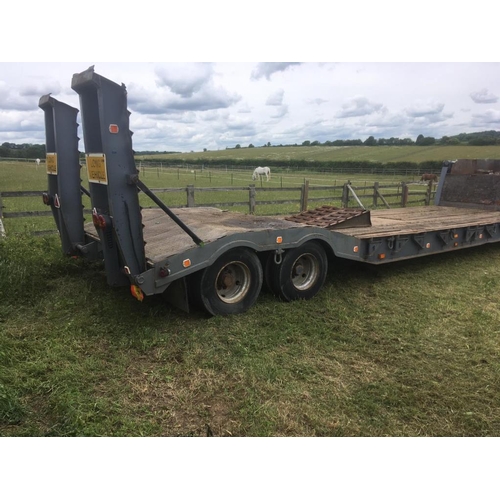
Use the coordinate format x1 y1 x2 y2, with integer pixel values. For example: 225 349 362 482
285 206 372 229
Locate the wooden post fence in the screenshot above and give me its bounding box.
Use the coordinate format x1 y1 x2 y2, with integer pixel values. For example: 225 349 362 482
186 185 195 207
0 192 5 237
342 183 350 208
401 183 409 207
300 180 309 212
425 180 433 206
249 184 256 214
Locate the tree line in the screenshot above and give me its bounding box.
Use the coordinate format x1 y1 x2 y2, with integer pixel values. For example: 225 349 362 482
2 130 500 159
0 142 45 159
231 130 500 149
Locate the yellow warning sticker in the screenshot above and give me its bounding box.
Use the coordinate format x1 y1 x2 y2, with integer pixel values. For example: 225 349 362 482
86 154 108 184
46 153 57 175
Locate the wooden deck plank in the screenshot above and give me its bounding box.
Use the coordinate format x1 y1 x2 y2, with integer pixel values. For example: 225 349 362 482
333 206 500 238
86 207 303 262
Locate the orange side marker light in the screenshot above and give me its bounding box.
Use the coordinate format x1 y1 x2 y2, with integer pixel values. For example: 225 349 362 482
130 285 144 302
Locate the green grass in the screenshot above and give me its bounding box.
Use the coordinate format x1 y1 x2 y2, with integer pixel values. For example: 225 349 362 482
1 233 499 436
1 158 499 436
137 144 500 163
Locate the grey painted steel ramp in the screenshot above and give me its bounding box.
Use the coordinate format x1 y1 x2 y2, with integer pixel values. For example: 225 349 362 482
72 67 146 287
39 95 85 255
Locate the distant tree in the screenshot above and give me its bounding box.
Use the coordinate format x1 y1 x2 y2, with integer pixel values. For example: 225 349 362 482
267 142 271 147
415 134 436 146
469 137 496 145
235 144 241 149
302 140 311 146
364 136 377 146
25 144 45 159
203 148 207 152
248 143 254 148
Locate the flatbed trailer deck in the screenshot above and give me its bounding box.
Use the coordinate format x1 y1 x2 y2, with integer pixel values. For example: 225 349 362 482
85 205 500 263
39 67 500 316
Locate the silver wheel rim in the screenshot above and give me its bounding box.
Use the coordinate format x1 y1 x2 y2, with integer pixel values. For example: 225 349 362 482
216 261 251 303
291 253 319 290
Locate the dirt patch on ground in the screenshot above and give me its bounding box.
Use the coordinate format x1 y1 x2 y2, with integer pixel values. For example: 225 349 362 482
121 355 244 436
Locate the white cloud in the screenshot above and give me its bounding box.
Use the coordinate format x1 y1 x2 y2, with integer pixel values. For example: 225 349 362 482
128 82 240 115
265 89 285 106
251 63 301 81
471 109 500 125
470 88 498 104
336 97 384 118
270 105 289 119
306 98 328 105
405 101 445 117
154 63 214 98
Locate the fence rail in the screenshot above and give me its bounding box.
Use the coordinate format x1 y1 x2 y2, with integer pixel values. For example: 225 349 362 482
135 162 443 177
0 181 437 235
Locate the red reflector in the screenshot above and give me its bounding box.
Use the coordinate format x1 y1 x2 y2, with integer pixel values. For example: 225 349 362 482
109 124 119 134
159 266 169 278
92 212 106 229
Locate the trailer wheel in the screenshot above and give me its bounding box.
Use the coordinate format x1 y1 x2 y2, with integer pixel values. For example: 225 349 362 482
191 248 263 316
267 241 328 302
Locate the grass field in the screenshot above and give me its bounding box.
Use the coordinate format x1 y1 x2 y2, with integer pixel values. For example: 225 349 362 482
137 144 500 163
1 157 500 437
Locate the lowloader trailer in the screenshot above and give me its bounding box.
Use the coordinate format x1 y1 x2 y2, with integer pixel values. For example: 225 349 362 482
39 67 500 316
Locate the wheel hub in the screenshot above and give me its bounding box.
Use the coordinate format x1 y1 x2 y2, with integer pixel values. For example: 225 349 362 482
216 261 251 303
291 254 319 290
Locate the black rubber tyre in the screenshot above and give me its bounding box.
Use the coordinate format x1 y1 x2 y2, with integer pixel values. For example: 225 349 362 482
190 248 263 316
266 241 328 302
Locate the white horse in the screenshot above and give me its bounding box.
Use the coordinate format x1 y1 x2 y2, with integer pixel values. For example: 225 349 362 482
252 166 271 182
35 158 41 167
